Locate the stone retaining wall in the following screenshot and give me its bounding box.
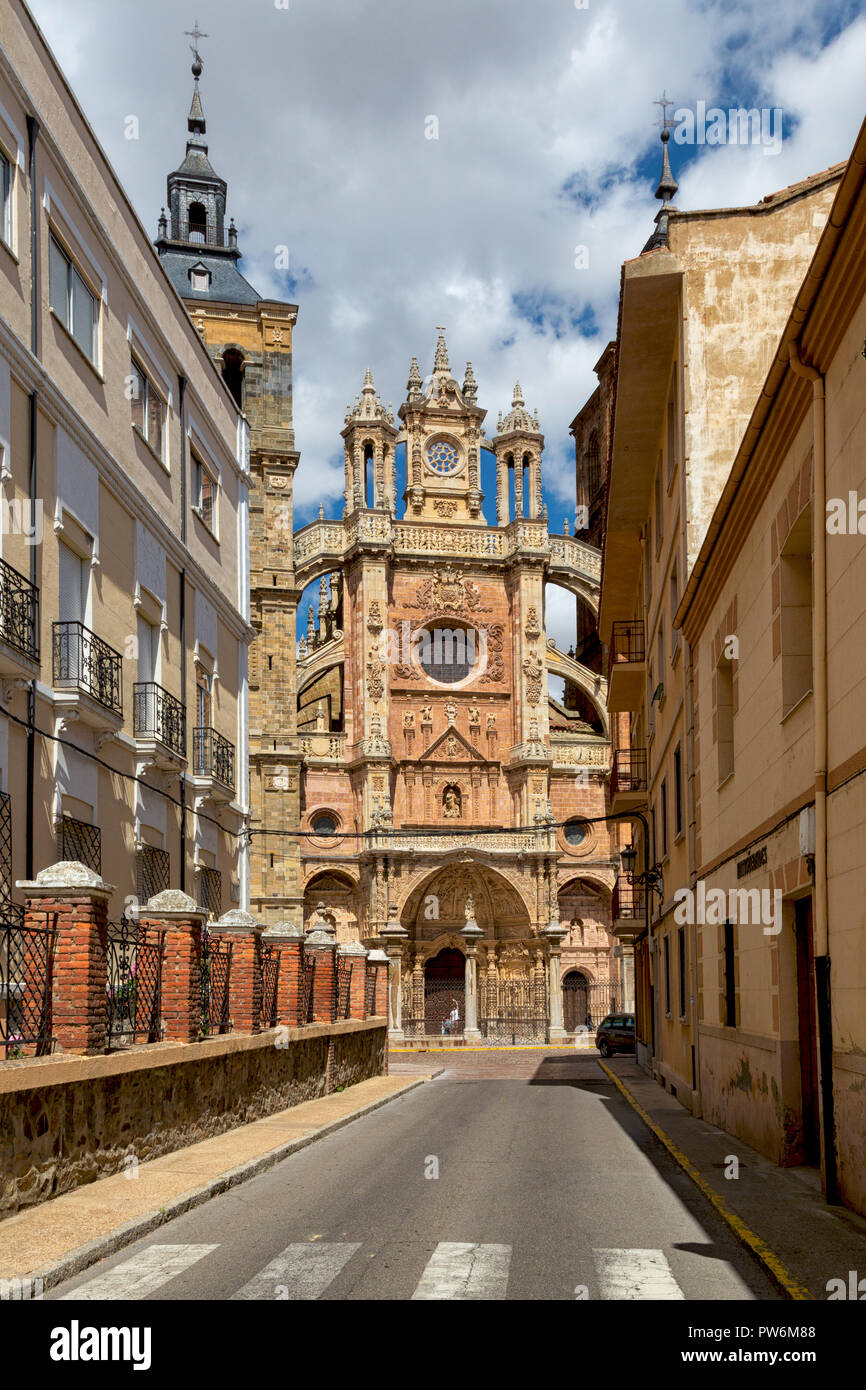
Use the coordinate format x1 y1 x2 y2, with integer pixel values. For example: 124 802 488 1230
0 1019 386 1217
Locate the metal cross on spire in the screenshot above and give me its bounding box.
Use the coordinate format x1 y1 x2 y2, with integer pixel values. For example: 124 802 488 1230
653 90 677 131
185 19 209 66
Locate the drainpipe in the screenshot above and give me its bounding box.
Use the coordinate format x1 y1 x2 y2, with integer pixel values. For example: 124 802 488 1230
178 375 187 894
788 342 837 1202
25 115 40 880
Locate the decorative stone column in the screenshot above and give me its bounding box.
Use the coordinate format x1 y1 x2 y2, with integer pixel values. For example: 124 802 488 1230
338 939 368 1019
18 862 114 1054
262 920 303 1026
544 919 568 1043
305 903 337 1023
366 948 389 1017
139 889 206 1043
215 908 264 1035
461 900 485 1042
380 904 408 1042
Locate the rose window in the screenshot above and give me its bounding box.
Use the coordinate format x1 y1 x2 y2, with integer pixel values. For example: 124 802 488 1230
426 440 460 475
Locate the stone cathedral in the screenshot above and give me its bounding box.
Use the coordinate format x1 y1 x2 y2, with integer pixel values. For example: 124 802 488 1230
160 56 629 1041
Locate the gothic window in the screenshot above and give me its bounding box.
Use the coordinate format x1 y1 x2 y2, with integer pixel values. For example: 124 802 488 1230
426 439 460 475
188 201 207 242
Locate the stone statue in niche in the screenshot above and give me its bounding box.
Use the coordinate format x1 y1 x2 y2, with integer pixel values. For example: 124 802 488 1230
420 705 433 724
443 785 462 819
486 712 497 732
403 710 415 729
468 704 481 728
444 700 458 726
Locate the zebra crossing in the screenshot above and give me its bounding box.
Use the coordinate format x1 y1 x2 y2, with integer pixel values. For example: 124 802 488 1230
56 1240 696 1301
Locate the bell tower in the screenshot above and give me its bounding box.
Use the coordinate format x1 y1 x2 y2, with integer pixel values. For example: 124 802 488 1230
399 330 486 523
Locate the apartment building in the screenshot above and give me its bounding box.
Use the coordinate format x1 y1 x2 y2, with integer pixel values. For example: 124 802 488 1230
0 0 252 918
598 129 842 1096
676 114 866 1213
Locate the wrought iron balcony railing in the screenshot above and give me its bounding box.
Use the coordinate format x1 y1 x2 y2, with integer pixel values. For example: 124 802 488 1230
608 620 646 677
611 876 646 921
193 726 235 791
610 747 648 798
133 682 186 757
52 620 122 716
0 557 39 663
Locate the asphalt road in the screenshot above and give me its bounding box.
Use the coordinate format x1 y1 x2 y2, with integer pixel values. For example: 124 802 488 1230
49 1051 781 1301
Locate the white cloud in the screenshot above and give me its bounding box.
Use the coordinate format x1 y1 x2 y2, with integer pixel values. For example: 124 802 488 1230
27 0 865 524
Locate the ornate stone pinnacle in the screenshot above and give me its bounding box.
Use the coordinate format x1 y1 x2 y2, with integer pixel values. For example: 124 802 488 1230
407 356 423 402
462 361 478 402
433 327 451 376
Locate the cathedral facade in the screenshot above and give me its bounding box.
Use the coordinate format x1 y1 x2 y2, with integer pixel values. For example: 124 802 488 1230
295 336 629 1040
158 56 628 1041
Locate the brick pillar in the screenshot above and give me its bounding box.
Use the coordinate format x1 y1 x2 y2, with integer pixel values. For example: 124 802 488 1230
214 909 263 1034
305 905 337 1023
17 862 114 1055
262 920 303 1025
339 940 368 1019
139 890 206 1043
367 948 389 1017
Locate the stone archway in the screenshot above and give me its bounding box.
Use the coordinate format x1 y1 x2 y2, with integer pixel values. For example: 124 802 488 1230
424 947 466 1037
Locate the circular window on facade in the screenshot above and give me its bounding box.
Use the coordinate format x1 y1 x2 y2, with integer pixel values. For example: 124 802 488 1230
564 818 589 847
426 439 461 475
311 813 338 836
417 624 479 684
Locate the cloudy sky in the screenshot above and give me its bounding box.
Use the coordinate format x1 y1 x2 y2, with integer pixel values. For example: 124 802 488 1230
26 0 866 645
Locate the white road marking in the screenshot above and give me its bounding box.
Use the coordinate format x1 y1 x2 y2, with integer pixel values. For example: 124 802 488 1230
412 1242 512 1300
232 1242 361 1300
60 1244 219 1300
593 1248 685 1300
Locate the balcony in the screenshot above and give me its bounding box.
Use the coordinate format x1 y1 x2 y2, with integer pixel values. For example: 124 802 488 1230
192 726 235 803
611 876 646 943
52 620 123 736
133 682 187 771
0 557 40 689
610 747 648 813
607 620 646 712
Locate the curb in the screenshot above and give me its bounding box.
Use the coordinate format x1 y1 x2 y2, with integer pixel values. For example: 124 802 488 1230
598 1060 812 1302
22 1076 430 1294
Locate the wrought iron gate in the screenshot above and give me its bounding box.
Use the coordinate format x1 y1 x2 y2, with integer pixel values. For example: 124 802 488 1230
480 976 548 1044
562 973 622 1032
404 975 465 1039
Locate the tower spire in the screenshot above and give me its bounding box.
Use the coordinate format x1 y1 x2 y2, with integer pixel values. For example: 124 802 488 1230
433 327 451 378
644 92 679 252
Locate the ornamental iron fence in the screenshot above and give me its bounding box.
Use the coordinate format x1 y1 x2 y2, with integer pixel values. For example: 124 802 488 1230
200 927 232 1036
480 975 548 1044
0 911 55 1058
335 953 352 1020
364 961 377 1017
260 942 278 1028
299 953 315 1025
105 918 162 1047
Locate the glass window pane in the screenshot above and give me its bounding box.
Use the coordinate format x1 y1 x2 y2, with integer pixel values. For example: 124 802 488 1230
130 358 145 432
147 391 164 458
49 237 70 324
1 154 11 246
71 268 96 361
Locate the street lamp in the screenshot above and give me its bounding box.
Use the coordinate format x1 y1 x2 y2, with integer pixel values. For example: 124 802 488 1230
621 841 664 903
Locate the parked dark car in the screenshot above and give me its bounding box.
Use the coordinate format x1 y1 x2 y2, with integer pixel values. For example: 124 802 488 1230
596 1012 636 1057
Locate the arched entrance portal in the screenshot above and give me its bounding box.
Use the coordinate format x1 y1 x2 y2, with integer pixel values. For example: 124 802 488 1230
424 948 465 1037
563 970 590 1032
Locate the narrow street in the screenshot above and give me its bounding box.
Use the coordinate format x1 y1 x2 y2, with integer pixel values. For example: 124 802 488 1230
49 1052 780 1302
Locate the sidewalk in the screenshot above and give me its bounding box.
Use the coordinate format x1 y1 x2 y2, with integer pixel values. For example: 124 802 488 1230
0 1071 434 1292
602 1057 866 1300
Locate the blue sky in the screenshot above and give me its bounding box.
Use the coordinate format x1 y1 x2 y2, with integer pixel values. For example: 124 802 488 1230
27 0 866 650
